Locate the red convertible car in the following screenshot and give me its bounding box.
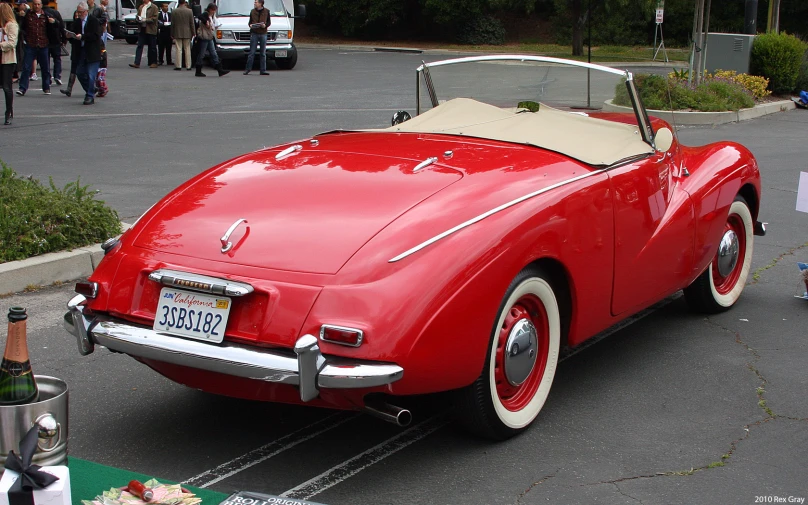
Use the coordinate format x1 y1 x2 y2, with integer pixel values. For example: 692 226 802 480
65 56 765 439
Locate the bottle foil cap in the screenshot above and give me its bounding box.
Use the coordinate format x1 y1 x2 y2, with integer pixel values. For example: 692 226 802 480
8 306 27 322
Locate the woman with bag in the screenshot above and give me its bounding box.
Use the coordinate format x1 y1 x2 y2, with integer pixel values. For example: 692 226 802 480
0 2 19 125
194 2 228 77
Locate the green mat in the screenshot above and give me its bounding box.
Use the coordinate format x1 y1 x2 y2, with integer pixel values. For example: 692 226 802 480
68 457 229 504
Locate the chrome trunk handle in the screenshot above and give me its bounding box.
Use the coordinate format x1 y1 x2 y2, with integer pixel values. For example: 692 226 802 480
221 218 248 253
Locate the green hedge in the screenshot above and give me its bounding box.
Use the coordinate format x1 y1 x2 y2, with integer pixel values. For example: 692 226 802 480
750 32 807 94
0 160 121 263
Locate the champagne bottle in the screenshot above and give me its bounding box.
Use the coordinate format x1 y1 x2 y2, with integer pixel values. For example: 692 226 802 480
0 307 39 405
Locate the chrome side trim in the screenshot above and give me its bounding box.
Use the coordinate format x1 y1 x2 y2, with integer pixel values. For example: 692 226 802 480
389 169 606 263
416 55 629 77
64 295 404 401
148 269 254 297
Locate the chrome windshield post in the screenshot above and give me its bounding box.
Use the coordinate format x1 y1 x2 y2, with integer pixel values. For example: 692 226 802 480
625 72 655 147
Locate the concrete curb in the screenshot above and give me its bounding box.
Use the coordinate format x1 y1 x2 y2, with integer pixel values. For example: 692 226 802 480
603 99 796 125
0 224 132 296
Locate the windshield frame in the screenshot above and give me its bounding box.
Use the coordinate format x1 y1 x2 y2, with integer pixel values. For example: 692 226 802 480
416 55 656 148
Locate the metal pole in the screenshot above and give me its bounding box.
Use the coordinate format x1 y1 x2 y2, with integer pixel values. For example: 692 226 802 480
688 0 703 87
771 0 780 33
587 0 591 108
744 0 758 35
701 0 712 78
693 0 705 86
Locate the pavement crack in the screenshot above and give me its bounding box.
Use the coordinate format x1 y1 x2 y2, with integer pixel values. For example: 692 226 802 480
750 241 808 284
612 482 643 503
513 469 558 504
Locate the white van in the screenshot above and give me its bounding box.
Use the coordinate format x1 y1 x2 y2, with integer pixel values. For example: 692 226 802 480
212 0 305 69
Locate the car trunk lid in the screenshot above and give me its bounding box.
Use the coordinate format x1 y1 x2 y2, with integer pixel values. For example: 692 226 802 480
132 147 462 274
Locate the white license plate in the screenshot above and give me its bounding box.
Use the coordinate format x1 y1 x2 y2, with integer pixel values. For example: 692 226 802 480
274 50 287 58
127 29 137 34
153 288 231 343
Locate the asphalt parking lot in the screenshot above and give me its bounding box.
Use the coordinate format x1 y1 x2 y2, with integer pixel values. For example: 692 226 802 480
0 41 807 505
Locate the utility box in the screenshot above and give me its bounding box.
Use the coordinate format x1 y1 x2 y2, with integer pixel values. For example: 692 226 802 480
705 33 755 74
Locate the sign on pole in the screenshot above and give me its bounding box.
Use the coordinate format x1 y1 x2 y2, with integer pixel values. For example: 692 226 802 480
656 0 665 24
797 171 808 213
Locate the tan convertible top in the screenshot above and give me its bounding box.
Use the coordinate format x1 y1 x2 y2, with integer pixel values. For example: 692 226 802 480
378 98 654 166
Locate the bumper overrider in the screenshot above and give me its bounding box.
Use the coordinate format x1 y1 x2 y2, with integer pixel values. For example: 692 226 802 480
64 294 403 402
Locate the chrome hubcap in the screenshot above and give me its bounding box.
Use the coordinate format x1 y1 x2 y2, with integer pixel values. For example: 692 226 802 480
504 319 538 386
717 230 740 277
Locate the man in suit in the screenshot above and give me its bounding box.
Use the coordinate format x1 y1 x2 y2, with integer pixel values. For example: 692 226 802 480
42 1 64 86
129 0 157 68
67 1 101 104
156 2 171 65
170 0 193 70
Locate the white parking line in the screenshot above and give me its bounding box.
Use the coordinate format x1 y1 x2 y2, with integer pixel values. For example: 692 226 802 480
22 108 397 119
182 413 358 488
280 415 450 500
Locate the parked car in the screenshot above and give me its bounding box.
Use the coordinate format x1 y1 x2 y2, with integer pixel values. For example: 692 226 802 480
64 55 766 440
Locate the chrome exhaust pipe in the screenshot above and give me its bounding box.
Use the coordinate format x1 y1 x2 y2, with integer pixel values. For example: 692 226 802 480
362 400 412 427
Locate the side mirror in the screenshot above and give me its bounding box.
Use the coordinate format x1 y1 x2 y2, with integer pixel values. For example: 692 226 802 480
391 110 411 126
654 127 674 153
295 4 306 18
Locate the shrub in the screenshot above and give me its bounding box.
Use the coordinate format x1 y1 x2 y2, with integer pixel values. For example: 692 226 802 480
733 73 771 99
797 50 808 93
667 69 771 99
456 15 506 45
750 32 807 94
0 160 121 263
614 73 754 112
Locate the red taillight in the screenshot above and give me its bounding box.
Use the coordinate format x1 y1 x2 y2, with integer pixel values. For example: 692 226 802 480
320 325 364 347
75 281 98 299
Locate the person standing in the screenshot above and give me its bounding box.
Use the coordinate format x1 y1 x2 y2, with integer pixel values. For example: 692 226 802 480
42 0 63 86
58 6 77 96
100 0 114 34
129 0 157 68
67 1 100 104
194 2 227 77
15 0 50 96
156 2 171 66
1 2 19 124
13 1 26 81
170 0 192 71
243 0 268 76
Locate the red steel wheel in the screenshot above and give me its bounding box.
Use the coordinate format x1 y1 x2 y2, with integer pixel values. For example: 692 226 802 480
685 196 754 313
493 297 550 412
454 266 561 440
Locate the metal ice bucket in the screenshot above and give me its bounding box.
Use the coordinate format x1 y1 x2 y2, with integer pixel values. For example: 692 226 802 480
0 376 69 471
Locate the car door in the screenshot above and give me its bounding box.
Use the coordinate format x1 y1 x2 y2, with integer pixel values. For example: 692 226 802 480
608 148 695 316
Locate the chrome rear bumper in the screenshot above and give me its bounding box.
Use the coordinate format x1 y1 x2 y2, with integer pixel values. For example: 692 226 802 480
64 295 403 402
